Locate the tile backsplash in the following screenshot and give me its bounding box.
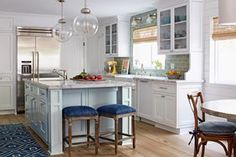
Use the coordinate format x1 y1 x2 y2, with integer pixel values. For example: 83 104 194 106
104 54 190 78
165 55 189 72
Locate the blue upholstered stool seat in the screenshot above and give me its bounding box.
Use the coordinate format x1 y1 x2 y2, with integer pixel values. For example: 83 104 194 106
97 104 136 115
63 106 97 117
199 121 236 135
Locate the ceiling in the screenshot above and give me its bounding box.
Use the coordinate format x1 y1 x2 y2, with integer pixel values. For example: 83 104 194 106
0 0 157 18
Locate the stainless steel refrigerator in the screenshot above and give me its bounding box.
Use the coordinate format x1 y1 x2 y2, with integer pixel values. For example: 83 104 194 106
17 27 60 113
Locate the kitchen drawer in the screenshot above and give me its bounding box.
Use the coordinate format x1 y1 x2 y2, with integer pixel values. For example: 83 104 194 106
39 88 47 100
152 82 176 94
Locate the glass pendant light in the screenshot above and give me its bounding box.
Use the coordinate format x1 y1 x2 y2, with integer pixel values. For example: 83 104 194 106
73 0 98 72
53 0 73 42
73 0 99 38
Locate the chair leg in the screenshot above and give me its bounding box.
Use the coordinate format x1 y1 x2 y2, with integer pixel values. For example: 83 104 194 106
95 118 99 155
87 120 90 148
132 115 136 149
234 142 236 157
234 135 236 157
227 139 233 157
115 118 118 155
68 118 72 157
201 144 205 157
193 135 198 157
62 118 65 151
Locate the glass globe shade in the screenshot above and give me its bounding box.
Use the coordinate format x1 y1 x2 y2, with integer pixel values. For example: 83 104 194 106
53 19 73 42
73 13 99 38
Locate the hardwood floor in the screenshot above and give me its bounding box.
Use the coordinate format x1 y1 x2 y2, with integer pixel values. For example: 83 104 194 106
0 114 227 157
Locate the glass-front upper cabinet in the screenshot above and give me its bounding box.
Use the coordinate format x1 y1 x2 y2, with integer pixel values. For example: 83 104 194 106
111 24 117 54
160 9 171 51
174 6 187 50
158 5 188 54
105 24 118 54
105 25 111 54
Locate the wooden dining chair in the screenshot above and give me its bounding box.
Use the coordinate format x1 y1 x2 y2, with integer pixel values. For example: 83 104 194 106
187 92 236 157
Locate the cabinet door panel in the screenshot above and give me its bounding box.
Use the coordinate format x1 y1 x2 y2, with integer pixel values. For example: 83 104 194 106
0 33 13 73
164 95 176 127
153 93 165 123
0 84 13 110
138 81 154 120
39 100 48 142
174 5 187 51
0 17 13 31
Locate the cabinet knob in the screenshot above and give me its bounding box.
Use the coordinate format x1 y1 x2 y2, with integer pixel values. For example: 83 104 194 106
161 95 165 98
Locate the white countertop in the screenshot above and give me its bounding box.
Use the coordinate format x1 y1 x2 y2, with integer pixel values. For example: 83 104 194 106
25 79 134 90
114 74 204 83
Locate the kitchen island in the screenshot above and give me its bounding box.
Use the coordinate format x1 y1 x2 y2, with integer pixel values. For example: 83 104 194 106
24 79 134 155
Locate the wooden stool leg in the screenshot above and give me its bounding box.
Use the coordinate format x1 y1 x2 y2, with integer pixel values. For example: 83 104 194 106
68 118 72 157
132 115 136 149
115 118 118 155
95 118 99 154
87 120 90 148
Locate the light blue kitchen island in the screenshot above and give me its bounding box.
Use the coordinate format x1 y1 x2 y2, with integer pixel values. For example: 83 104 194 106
24 79 133 155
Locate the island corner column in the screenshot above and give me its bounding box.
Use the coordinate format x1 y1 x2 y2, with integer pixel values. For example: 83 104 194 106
48 89 63 155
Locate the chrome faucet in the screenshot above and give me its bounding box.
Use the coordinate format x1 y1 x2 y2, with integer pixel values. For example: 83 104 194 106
140 64 146 75
52 69 68 80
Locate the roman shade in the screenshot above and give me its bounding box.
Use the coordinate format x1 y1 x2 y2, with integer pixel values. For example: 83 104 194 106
212 17 236 40
133 26 157 43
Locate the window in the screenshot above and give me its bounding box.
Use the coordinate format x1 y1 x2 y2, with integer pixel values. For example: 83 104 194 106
212 17 236 84
132 26 165 69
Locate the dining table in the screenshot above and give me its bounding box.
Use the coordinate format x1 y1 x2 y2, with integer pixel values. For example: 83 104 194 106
201 99 236 120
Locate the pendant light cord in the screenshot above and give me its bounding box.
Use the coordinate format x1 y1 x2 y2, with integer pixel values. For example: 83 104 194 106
61 1 64 19
84 0 87 8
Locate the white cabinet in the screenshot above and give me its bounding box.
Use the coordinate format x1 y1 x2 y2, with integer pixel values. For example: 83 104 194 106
158 4 188 54
0 32 13 73
0 17 13 31
151 80 202 134
103 16 130 57
152 82 176 127
25 83 49 144
0 17 15 113
0 83 14 110
153 92 176 127
137 79 154 121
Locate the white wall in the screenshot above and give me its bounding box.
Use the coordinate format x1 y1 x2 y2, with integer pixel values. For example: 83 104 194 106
60 35 84 78
86 23 106 74
203 0 236 100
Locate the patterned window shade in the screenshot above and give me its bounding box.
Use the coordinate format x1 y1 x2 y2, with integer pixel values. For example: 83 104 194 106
133 26 157 43
212 17 236 40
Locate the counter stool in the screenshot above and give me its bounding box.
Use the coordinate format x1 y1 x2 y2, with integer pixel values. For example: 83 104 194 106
97 104 136 155
63 106 99 157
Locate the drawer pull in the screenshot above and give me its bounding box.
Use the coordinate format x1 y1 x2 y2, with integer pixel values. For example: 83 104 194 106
160 87 167 90
161 96 165 98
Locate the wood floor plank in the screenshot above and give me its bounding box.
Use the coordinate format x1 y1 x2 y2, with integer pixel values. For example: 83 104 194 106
0 114 227 157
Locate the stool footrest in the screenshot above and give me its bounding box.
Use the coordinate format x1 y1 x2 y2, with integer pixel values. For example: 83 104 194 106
64 134 95 145
99 132 134 143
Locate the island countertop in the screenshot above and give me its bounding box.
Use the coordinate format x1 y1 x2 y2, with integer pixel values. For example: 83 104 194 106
25 79 135 90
